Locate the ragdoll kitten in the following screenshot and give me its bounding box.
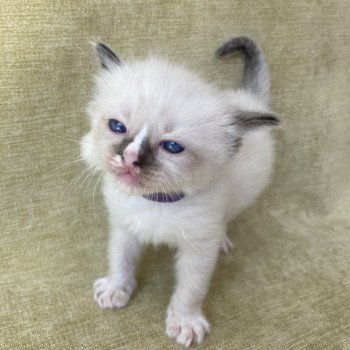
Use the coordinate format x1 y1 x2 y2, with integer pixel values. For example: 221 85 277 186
81 36 279 347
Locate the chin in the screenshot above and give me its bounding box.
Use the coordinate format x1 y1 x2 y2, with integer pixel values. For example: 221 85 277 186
111 173 150 197
118 173 140 188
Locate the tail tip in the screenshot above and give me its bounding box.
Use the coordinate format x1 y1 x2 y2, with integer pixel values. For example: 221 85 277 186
215 36 257 57
215 45 229 57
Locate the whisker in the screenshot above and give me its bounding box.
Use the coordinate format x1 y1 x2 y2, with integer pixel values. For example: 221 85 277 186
83 168 100 197
51 157 84 175
79 167 98 193
166 169 215 181
65 167 90 195
64 166 97 204
74 167 100 208
92 173 104 212
39 130 81 144
161 177 188 206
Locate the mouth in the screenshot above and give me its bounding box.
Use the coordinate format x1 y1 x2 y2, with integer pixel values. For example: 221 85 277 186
117 170 140 187
108 158 141 188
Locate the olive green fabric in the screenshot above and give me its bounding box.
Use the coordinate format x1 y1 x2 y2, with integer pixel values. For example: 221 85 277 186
1 1 350 349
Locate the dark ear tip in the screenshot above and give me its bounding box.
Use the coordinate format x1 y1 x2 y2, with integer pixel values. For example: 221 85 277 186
91 42 107 52
94 42 109 51
234 110 281 130
265 114 280 126
93 42 113 56
92 41 121 70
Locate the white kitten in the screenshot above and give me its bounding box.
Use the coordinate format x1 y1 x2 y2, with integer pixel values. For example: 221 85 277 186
81 37 279 347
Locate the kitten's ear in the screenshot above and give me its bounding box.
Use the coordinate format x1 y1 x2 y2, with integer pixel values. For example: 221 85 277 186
93 42 122 71
233 110 280 130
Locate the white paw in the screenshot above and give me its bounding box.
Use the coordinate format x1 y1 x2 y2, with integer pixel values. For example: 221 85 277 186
166 309 210 347
220 235 234 254
93 277 136 309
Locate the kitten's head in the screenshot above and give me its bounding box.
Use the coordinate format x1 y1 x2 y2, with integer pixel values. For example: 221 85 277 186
81 43 278 196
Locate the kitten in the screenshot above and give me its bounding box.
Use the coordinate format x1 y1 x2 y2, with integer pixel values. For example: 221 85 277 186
81 36 279 347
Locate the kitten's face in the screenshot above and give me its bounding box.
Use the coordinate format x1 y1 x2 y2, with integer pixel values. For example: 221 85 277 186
81 58 236 196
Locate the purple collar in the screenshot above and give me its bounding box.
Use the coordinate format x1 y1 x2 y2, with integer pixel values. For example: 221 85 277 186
143 192 186 203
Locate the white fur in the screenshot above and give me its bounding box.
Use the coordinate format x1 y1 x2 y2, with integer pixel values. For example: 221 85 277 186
127 124 148 153
81 53 277 347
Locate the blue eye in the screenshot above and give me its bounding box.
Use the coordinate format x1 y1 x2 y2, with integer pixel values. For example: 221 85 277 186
108 119 127 133
161 141 184 154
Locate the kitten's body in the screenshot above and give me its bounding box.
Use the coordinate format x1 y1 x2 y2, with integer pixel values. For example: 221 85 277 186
81 37 279 347
103 126 273 246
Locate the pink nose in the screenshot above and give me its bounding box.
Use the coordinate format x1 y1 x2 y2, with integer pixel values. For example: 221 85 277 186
123 150 140 167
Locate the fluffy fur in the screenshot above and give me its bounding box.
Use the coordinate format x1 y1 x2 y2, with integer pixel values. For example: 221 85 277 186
81 36 279 347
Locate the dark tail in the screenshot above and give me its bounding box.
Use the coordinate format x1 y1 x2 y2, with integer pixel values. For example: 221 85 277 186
216 36 270 104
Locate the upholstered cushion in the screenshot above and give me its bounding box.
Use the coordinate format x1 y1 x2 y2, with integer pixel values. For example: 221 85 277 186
1 1 349 349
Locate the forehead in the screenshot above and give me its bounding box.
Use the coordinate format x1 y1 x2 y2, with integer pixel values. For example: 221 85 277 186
98 59 225 136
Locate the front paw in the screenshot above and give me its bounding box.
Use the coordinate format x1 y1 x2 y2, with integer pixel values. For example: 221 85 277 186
166 308 210 347
93 277 136 309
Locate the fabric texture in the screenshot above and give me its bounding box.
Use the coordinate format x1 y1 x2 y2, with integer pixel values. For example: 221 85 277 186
1 1 349 349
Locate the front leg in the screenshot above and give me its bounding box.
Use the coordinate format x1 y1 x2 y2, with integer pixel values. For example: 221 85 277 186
166 240 220 347
94 227 141 309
